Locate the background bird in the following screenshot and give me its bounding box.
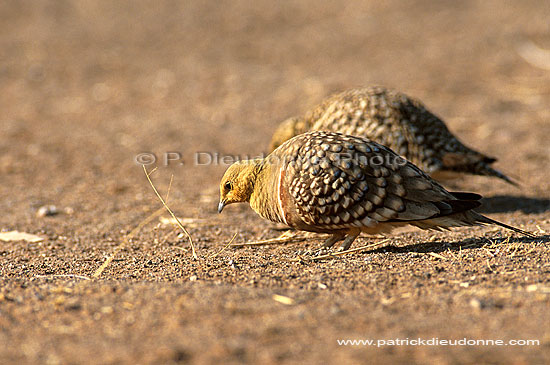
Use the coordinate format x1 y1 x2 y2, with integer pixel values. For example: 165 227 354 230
221 131 532 251
269 87 516 185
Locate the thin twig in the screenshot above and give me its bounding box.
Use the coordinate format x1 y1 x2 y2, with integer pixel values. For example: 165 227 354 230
143 165 197 259
231 232 305 247
426 252 447 260
309 238 392 261
165 174 174 202
92 207 165 278
36 274 91 280
209 232 238 258
272 294 295 305
486 258 495 273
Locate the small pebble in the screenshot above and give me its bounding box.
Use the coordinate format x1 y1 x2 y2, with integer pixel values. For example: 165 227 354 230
469 298 482 310
37 205 58 217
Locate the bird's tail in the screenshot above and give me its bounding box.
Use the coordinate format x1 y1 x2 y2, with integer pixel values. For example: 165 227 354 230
475 163 519 187
404 191 533 237
470 211 536 238
411 211 535 238
439 153 519 186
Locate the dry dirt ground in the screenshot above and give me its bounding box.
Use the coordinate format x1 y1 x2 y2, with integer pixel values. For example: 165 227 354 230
1 1 550 364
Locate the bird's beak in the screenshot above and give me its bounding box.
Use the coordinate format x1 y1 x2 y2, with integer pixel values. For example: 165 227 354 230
218 200 226 213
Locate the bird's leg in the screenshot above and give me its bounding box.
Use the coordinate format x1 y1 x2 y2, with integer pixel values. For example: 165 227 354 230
296 233 345 256
323 233 346 249
337 231 360 251
304 233 346 257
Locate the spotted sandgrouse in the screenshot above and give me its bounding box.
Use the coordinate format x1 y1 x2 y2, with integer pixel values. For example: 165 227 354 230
269 87 515 185
220 131 532 251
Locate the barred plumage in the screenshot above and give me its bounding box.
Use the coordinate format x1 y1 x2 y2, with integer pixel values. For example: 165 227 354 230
269 87 515 185
220 131 532 250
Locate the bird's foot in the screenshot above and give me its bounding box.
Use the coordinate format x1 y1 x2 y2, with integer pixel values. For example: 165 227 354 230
296 233 360 257
296 247 331 257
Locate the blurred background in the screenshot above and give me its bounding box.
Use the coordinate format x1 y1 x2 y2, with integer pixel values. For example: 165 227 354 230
2 1 549 211
1 1 550 363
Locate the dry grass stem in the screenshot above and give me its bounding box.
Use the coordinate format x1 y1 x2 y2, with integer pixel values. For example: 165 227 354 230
272 294 295 305
310 238 392 261
36 274 91 280
143 166 197 259
209 232 238 258
231 231 305 247
426 252 447 260
92 206 165 278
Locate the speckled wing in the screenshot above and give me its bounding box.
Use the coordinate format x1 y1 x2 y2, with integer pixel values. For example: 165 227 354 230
393 93 497 174
273 131 478 232
305 87 498 177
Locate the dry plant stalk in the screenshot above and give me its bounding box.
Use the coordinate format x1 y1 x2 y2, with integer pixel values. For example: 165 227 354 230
209 232 238 258
230 231 305 247
93 206 165 278
310 238 392 261
426 252 447 261
36 274 91 280
93 167 194 278
272 294 295 305
143 166 197 259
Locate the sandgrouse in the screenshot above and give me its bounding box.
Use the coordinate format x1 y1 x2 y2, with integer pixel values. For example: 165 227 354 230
220 131 532 251
269 87 515 185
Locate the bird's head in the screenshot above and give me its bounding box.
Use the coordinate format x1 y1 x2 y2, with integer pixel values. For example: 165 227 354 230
218 159 261 213
269 117 307 152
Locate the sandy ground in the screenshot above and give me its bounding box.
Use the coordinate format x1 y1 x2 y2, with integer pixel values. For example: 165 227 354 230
1 1 550 364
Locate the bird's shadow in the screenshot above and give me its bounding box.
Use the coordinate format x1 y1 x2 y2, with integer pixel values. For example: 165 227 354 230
367 234 548 255
477 195 550 214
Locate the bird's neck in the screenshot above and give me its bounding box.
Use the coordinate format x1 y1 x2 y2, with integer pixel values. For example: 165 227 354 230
249 161 283 224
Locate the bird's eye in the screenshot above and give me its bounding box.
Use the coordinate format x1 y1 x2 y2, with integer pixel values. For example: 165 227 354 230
224 182 232 191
